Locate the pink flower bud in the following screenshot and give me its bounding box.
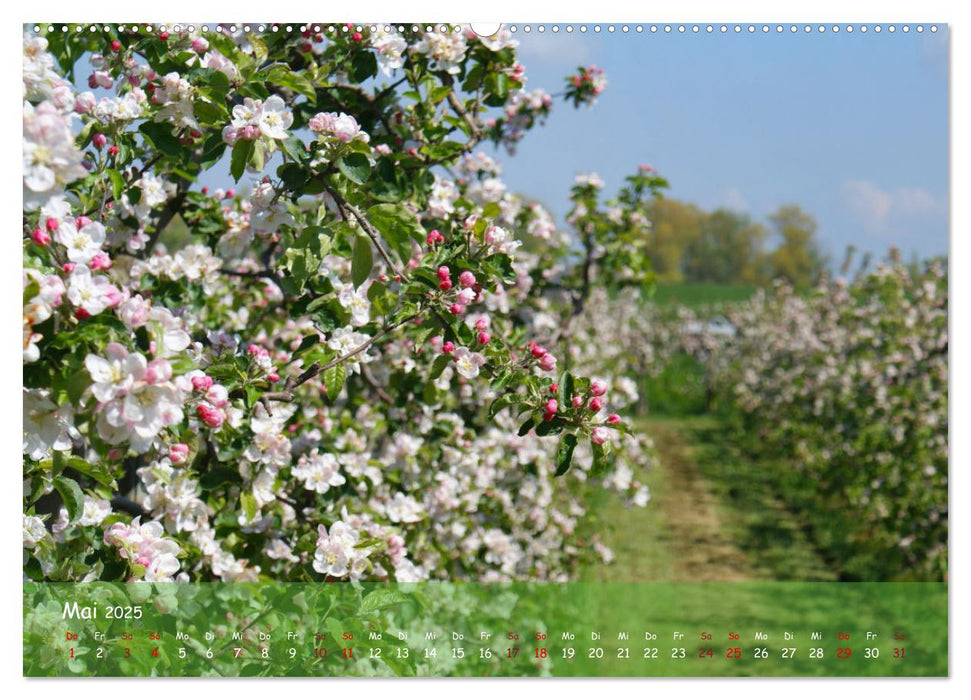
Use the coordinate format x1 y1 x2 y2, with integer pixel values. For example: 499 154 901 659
107 145 118 157
438 279 452 292
590 380 608 397
169 443 190 465
191 374 214 391
607 413 622 425
196 403 225 428
268 372 280 382
75 216 92 228
31 228 50 246
45 217 59 232
437 265 451 281
457 288 475 305
92 133 107 150
477 332 491 345
571 395 583 408
474 317 489 331
589 397 603 412
542 398 558 422
442 341 454 354
191 37 209 53
591 426 609 445
225 189 235 199
89 252 112 271
459 271 476 288
62 262 76 273
530 344 547 359
449 303 464 315
538 353 557 372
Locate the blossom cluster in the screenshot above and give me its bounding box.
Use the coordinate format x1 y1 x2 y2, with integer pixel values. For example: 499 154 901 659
23 26 652 588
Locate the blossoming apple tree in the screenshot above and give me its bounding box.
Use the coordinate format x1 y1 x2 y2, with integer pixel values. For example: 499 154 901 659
23 24 661 584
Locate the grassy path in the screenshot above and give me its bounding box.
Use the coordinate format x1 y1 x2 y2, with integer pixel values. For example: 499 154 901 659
582 415 835 582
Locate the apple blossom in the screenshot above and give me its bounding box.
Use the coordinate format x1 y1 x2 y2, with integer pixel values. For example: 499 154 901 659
452 346 486 379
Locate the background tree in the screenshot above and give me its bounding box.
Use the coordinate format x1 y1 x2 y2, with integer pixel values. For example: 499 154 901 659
766 204 826 288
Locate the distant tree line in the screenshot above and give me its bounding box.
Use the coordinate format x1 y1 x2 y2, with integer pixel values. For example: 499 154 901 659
644 200 827 288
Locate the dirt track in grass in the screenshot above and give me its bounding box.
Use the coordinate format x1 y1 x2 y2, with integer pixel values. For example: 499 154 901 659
582 415 834 583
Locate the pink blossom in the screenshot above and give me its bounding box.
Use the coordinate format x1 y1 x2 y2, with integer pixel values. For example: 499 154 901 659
169 443 189 465
31 228 50 246
590 380 608 397
538 353 557 372
196 403 225 428
191 375 214 391
591 427 609 445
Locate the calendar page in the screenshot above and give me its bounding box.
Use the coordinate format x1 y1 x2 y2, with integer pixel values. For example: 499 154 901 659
21 19 949 680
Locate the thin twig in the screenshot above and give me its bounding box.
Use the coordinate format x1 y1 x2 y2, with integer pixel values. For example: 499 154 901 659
261 314 417 402
325 185 405 280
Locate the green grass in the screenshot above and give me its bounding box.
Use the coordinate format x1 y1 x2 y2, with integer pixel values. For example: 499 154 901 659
583 415 836 583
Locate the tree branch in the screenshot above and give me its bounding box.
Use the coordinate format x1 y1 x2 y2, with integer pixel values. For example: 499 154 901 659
325 185 405 280
262 314 418 402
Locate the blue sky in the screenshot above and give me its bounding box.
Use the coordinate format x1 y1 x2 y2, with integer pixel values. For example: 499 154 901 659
493 27 949 262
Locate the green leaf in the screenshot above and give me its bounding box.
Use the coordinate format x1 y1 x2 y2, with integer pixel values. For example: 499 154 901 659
351 234 373 287
240 492 258 520
428 85 452 104
489 393 518 418
266 66 317 102
66 369 91 405
481 201 501 219
554 433 579 477
193 99 225 125
199 132 227 170
367 281 397 316
350 51 378 82
359 588 409 613
535 419 565 437
483 72 510 106
591 440 613 476
557 371 575 410
53 476 84 522
366 203 427 262
278 163 310 190
107 169 125 201
230 140 254 182
337 152 371 185
280 135 308 163
517 417 536 437
324 363 347 401
65 457 116 488
138 122 182 157
429 354 450 379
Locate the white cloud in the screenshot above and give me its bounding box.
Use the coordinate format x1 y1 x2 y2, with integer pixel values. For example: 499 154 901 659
841 180 943 235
